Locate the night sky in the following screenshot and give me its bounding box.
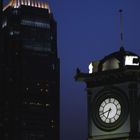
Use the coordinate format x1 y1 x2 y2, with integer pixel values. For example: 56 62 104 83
3 0 140 140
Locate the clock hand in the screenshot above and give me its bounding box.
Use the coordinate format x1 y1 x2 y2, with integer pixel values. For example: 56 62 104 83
106 108 111 119
100 108 111 116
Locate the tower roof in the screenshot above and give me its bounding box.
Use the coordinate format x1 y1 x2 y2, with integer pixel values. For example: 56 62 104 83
98 47 140 71
100 47 138 64
3 0 51 12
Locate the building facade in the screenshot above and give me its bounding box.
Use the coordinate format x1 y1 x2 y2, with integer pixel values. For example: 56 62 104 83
0 0 59 139
75 48 140 140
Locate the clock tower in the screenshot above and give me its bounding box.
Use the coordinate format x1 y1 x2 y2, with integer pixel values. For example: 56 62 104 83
75 47 140 140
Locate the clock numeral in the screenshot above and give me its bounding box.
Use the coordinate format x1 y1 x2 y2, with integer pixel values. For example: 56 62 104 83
101 116 106 121
101 101 105 107
110 98 114 103
117 110 121 115
99 106 104 112
99 111 103 116
105 99 109 104
105 118 109 123
117 104 121 109
114 114 119 120
112 118 115 123
114 99 119 105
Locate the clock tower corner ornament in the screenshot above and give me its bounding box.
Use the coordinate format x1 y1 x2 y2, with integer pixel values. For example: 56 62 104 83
75 47 140 140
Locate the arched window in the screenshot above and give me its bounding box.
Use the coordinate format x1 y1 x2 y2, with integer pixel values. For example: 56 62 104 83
102 58 120 71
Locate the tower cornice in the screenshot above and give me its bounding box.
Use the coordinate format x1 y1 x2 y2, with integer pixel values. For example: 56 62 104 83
3 0 51 12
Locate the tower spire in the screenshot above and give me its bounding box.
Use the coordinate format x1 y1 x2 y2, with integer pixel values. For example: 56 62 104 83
119 9 124 48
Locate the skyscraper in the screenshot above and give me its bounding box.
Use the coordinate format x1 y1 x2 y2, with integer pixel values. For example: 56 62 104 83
0 0 59 139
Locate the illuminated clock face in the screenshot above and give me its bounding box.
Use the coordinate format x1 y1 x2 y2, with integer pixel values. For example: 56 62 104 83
99 98 121 124
92 88 129 131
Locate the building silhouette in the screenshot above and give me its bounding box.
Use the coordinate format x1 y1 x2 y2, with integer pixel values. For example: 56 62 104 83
0 0 60 139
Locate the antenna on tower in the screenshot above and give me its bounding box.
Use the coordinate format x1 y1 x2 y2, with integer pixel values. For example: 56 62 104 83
119 9 124 48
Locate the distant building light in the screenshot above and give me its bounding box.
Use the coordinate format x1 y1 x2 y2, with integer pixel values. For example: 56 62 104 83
29 102 42 106
9 31 20 35
24 45 52 52
21 19 50 29
3 0 51 12
37 82 40 86
51 125 55 128
28 0 31 6
24 0 27 6
52 64 55 70
10 32 14 36
46 104 50 107
125 56 139 66
2 21 7 28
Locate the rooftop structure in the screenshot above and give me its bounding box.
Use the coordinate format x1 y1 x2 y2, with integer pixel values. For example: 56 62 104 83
3 0 51 12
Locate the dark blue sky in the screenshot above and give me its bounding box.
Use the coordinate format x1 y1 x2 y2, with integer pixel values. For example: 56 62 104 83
51 1 140 140
3 0 140 140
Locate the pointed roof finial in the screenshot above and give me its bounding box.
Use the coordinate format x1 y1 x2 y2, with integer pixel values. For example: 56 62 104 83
120 46 125 52
119 9 124 48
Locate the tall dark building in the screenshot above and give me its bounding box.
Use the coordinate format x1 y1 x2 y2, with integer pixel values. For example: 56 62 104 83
0 0 59 140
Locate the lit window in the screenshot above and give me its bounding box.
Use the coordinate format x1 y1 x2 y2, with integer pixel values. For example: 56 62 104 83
45 89 48 92
51 125 55 128
50 36 53 40
88 61 99 73
45 104 50 107
89 63 93 74
125 56 139 66
52 64 55 70
37 82 40 86
9 31 20 35
9 31 14 36
2 21 7 28
21 19 50 29
102 58 120 71
28 0 30 6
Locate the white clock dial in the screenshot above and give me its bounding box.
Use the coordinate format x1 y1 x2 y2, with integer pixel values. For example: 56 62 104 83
99 98 121 123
